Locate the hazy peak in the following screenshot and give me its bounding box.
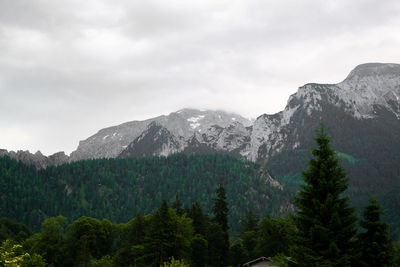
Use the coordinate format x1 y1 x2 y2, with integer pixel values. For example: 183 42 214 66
344 63 400 81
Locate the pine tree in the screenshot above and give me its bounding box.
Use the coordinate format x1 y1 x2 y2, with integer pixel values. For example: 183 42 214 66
212 184 229 232
358 196 393 266
145 200 177 266
240 212 259 234
209 184 229 266
292 127 357 266
188 202 208 237
172 194 184 216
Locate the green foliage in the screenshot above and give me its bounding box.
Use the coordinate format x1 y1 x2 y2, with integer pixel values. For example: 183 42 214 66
90 255 113 267
144 201 193 266
190 235 208 267
358 196 394 266
172 195 184 216
212 184 229 233
255 217 295 258
292 127 358 266
394 241 400 266
0 239 46 267
239 212 259 234
188 202 208 237
0 218 31 244
271 253 295 267
206 222 228 267
209 184 230 266
162 257 189 267
336 151 358 165
24 216 68 267
67 216 116 266
0 154 281 234
229 240 247 267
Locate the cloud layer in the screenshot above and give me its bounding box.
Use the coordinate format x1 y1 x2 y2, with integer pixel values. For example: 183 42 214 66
1 0 400 154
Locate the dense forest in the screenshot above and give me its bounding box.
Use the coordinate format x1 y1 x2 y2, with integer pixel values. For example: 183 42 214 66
1 183 400 266
267 147 400 240
0 154 286 234
1 131 400 266
0 195 295 266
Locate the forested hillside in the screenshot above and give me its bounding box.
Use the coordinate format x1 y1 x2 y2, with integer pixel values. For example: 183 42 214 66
1 130 400 266
0 154 285 233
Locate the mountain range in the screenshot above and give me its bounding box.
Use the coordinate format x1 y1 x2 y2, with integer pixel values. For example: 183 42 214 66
1 62 400 235
2 62 399 169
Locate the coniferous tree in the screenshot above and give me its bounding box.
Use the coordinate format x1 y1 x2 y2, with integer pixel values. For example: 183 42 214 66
191 234 208 267
209 184 229 266
394 241 400 266
240 212 259 234
145 200 176 266
358 196 394 266
172 195 184 216
188 202 208 237
292 127 357 266
212 184 229 233
239 212 259 260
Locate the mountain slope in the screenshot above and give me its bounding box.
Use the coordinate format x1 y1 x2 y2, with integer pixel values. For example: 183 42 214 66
0 149 69 169
70 109 252 161
0 154 284 233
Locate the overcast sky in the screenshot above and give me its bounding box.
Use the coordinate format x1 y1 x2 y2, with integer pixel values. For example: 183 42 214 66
1 0 400 155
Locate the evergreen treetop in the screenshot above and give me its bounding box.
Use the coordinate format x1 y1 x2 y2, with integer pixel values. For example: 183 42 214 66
358 196 394 266
212 184 229 232
292 126 357 266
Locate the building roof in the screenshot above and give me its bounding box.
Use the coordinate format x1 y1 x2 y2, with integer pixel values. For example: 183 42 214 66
242 256 271 266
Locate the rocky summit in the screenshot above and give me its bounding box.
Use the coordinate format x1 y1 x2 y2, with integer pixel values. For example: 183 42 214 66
71 62 400 167
2 63 400 170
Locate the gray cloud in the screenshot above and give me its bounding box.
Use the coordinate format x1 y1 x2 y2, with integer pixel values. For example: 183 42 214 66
1 0 400 154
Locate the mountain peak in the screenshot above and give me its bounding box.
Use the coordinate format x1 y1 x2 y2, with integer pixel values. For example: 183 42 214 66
344 63 400 81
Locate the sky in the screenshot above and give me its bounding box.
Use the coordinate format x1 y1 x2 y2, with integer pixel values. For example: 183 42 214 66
1 0 400 155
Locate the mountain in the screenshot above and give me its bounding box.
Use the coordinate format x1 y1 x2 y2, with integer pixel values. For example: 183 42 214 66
67 62 400 236
259 63 400 237
0 149 69 169
1 62 400 236
3 63 399 171
70 108 253 161
70 63 400 167
252 62 400 163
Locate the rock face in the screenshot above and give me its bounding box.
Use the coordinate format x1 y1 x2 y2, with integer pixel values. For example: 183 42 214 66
0 149 69 169
70 108 253 161
250 62 400 164
117 63 400 164
2 63 399 171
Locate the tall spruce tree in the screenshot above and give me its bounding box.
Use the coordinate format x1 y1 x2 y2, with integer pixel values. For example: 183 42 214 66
145 200 177 266
292 127 357 266
172 195 184 216
358 196 393 266
209 184 229 266
212 184 229 233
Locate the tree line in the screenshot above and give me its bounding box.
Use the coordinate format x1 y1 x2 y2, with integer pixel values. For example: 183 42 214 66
0 153 284 234
1 128 400 266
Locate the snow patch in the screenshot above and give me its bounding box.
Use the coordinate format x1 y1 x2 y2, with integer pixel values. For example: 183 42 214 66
103 135 109 140
187 115 205 129
293 141 300 149
231 117 236 121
